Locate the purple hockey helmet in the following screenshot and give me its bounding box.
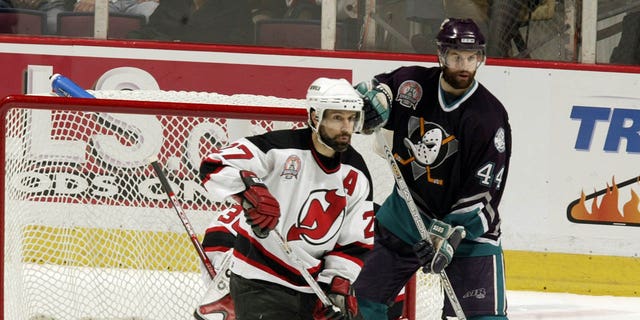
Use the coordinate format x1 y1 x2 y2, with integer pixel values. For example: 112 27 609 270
436 18 486 52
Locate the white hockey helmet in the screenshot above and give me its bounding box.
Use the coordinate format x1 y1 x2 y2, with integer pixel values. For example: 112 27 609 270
306 77 364 133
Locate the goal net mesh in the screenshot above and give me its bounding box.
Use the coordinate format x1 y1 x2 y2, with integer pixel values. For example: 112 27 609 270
2 91 441 320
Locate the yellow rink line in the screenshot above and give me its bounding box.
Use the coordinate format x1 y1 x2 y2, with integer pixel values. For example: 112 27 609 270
21 225 201 272
504 250 640 297
19 226 640 297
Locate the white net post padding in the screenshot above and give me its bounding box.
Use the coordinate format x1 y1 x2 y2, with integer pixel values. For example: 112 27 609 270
2 91 442 320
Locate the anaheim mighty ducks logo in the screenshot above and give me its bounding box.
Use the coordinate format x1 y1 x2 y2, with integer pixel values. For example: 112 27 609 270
400 116 458 185
287 189 346 245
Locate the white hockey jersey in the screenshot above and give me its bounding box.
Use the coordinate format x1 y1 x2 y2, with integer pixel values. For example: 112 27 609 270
199 128 375 293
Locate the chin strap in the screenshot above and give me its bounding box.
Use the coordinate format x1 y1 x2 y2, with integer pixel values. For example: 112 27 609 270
311 126 337 153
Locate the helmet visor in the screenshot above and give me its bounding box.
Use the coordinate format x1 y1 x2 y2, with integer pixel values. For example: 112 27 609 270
439 48 485 69
320 109 363 133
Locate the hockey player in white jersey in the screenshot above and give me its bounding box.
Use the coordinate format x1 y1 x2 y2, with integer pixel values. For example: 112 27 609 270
197 77 375 320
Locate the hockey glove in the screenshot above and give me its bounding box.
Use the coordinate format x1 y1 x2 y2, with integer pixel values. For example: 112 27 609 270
354 79 392 134
424 219 466 274
238 170 280 238
313 276 357 320
412 238 435 270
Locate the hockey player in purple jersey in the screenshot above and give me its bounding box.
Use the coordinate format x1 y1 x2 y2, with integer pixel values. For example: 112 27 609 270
353 18 512 319
198 77 375 320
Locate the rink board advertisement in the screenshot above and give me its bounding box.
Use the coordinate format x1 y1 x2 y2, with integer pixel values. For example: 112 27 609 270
1 38 640 295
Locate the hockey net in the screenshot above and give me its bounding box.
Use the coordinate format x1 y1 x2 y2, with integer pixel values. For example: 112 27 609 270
1 92 442 320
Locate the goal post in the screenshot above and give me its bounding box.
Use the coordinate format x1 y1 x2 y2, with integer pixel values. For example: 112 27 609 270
1 93 442 320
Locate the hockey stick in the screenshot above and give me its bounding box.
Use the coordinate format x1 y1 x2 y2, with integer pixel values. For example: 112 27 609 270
51 73 96 98
148 157 235 320
148 156 217 279
270 230 338 310
374 130 466 320
270 229 347 319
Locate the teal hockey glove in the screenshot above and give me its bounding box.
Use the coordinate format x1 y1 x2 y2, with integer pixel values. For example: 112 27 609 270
424 219 466 274
354 79 392 134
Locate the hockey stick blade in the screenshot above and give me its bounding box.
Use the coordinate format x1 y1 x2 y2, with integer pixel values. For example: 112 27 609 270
195 251 235 320
374 130 466 320
194 294 234 320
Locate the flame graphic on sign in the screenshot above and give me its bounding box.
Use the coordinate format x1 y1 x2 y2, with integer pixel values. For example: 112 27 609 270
567 176 640 226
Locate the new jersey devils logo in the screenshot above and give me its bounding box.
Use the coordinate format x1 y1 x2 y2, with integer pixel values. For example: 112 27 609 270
286 189 347 245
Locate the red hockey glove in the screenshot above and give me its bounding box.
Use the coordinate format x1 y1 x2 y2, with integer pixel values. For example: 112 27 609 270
238 170 280 238
313 276 357 320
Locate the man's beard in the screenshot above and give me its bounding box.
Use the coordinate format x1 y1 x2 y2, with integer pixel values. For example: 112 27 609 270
443 67 476 89
319 126 350 152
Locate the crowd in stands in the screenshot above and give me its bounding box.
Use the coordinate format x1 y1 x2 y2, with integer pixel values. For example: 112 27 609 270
0 0 275 39
0 0 639 64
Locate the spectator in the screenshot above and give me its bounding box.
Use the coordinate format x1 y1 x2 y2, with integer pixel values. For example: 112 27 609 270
460 0 552 58
408 0 489 54
285 0 356 20
485 0 525 57
407 1 446 54
283 0 359 50
249 0 286 23
12 0 70 34
73 0 159 22
610 10 640 65
285 0 319 20
127 0 252 44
